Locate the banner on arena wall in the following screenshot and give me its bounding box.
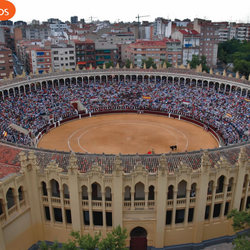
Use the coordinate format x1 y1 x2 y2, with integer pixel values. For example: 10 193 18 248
245 98 250 102
142 96 151 100
226 113 232 118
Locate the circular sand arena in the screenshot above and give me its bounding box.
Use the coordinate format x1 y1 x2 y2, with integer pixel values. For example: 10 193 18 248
38 114 219 154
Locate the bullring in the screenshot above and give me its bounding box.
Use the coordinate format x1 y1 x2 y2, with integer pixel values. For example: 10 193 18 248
0 67 249 249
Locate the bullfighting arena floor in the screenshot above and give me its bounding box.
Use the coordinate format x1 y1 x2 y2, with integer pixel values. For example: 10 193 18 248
38 114 219 154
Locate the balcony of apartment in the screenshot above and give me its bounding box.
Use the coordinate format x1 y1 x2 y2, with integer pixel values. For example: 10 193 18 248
81 183 112 211
0 186 27 225
123 184 156 211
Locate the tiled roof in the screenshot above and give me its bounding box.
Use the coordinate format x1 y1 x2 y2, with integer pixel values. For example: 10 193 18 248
0 144 21 179
178 29 200 35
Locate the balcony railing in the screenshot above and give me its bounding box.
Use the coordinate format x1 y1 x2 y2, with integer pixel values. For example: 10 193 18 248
105 201 112 208
215 193 224 201
190 197 196 203
134 201 145 209
19 199 25 208
176 198 186 206
82 200 89 207
92 201 102 209
0 213 6 223
51 197 61 204
207 195 212 201
64 199 70 206
42 196 49 203
8 205 17 216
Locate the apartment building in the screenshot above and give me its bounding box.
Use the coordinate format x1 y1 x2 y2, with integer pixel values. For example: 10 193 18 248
214 22 250 42
28 48 52 74
172 29 200 65
14 25 51 41
165 39 182 65
95 41 118 67
0 46 13 79
75 40 96 68
193 19 219 66
51 44 75 72
125 40 167 67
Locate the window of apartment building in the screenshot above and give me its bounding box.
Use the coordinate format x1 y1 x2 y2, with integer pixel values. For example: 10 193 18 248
205 205 210 220
53 51 58 55
224 202 230 216
83 211 90 225
93 211 103 226
188 208 194 222
65 51 68 54
106 212 112 227
54 208 63 222
70 62 75 66
65 209 72 224
61 64 64 66
65 58 68 60
46 52 50 56
69 51 74 54
175 209 185 224
0 66 5 70
44 206 50 221
213 203 221 218
166 210 172 225
60 57 64 60
69 56 74 60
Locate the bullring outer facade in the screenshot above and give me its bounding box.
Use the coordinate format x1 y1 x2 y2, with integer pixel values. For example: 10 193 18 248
0 67 249 250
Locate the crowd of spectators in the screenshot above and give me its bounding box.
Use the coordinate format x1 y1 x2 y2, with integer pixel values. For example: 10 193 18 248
0 79 249 146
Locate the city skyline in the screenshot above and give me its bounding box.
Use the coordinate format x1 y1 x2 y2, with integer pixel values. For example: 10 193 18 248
10 0 250 23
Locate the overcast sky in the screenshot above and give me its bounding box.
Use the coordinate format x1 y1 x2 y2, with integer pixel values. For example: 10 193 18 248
10 0 250 23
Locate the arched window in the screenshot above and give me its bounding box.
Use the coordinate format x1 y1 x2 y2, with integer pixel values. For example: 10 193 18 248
207 180 214 195
105 187 112 201
190 183 197 197
148 185 155 200
82 186 88 200
63 184 70 199
167 185 174 200
216 176 225 193
135 182 145 200
50 179 60 197
243 175 248 188
18 186 24 201
6 188 15 209
124 186 131 201
0 199 3 215
41 182 48 196
227 178 234 192
92 182 101 200
177 180 187 198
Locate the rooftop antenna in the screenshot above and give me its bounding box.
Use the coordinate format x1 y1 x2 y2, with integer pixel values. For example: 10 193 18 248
88 16 97 23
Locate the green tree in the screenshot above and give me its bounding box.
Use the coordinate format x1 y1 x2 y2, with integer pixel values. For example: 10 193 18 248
105 61 114 69
188 55 209 73
142 57 157 69
99 225 127 250
38 226 128 250
233 59 250 78
227 209 250 250
160 59 172 68
217 39 250 78
124 59 132 68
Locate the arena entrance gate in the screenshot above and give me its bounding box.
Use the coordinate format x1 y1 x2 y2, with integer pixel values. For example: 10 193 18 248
130 227 147 250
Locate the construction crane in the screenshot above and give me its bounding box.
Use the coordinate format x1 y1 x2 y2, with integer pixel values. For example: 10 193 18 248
135 14 150 24
135 14 150 39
